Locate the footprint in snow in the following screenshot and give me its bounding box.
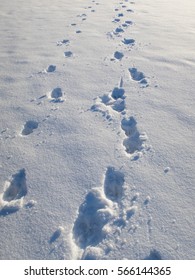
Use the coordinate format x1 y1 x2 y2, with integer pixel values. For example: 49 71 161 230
125 20 133 25
64 51 73 58
0 169 27 215
127 9 134 13
46 65 56 72
122 38 135 45
113 18 120 23
72 166 126 259
72 187 114 250
71 166 141 259
122 23 129 28
38 65 56 74
77 13 87 18
111 87 125 100
91 78 126 116
101 92 126 113
121 116 148 159
114 51 124 60
111 82 126 112
104 166 125 202
145 249 162 260
114 27 124 34
91 77 126 116
49 227 64 244
129 67 149 87
122 21 133 28
61 39 70 44
107 26 125 39
111 98 126 112
48 87 64 103
57 39 70 46
21 120 39 136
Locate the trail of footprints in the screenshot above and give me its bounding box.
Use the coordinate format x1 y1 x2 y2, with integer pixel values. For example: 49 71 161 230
1 0 158 259
71 0 156 259
91 0 150 159
91 78 149 159
1 0 102 215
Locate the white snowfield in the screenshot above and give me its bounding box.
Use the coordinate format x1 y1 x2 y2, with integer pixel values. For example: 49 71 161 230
0 0 194 260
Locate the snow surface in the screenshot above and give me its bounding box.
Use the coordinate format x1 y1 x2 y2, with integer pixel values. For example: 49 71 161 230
0 0 195 260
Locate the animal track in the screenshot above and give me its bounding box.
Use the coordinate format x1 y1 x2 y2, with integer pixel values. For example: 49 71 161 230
113 18 120 23
72 187 114 250
64 51 73 58
111 98 126 112
91 81 126 117
114 27 124 34
46 65 56 72
0 169 27 214
51 88 62 99
21 120 38 136
77 13 87 18
49 87 64 102
129 67 149 87
110 86 126 112
114 51 124 60
57 39 70 46
71 166 142 259
3 169 27 202
104 167 125 202
125 20 133 25
72 166 128 259
122 38 135 45
49 227 64 244
145 249 162 260
121 117 148 158
111 87 125 99
122 23 129 28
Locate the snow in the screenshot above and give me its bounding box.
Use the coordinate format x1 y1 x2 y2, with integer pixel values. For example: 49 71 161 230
0 0 195 260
